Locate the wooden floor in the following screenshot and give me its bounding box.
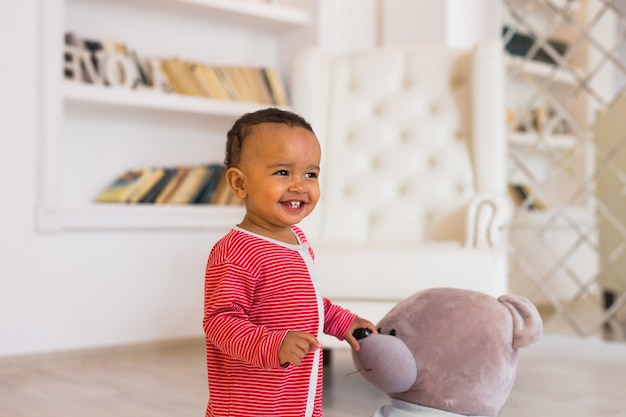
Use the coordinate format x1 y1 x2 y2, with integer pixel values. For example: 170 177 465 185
1 334 625 417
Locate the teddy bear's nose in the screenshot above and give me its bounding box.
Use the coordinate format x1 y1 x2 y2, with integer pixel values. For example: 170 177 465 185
353 328 372 340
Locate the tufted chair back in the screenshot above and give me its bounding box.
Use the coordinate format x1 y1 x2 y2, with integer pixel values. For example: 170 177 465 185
293 41 507 247
290 41 512 345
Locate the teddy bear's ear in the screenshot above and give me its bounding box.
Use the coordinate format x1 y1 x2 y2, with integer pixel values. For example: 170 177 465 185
498 294 543 349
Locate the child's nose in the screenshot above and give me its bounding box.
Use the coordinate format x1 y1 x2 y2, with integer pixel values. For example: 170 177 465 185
289 178 306 192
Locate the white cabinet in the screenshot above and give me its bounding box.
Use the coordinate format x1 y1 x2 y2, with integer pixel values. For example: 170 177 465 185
38 0 313 232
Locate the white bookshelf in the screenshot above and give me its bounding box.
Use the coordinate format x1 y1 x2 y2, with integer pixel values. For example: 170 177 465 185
507 131 577 150
38 0 313 232
165 0 311 29
511 206 596 230
63 82 277 117
505 55 579 85
37 204 245 231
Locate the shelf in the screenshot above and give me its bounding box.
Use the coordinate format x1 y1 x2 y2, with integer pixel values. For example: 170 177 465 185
549 0 580 11
511 206 595 230
37 203 246 232
506 56 579 85
506 0 581 14
64 82 281 117
162 0 311 30
508 132 577 150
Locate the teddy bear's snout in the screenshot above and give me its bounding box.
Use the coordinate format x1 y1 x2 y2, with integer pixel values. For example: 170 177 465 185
351 331 418 394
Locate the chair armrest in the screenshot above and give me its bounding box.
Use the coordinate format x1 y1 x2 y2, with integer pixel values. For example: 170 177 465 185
465 194 513 249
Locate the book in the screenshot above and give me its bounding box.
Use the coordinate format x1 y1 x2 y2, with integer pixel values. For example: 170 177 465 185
138 167 178 203
193 164 226 204
155 166 189 204
127 167 166 203
161 58 205 97
96 168 151 203
247 67 274 104
184 62 213 97
233 66 269 104
226 67 251 102
167 166 209 204
262 67 288 106
168 165 213 204
213 66 244 101
221 66 254 102
502 26 568 66
508 184 547 210
190 64 232 101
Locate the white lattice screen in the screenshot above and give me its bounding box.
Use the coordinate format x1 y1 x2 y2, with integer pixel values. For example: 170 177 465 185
502 0 626 340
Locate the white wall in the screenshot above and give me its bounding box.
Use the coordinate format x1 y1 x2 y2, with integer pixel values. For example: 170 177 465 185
314 0 500 55
316 0 379 55
382 0 500 48
0 0 495 359
0 2 228 358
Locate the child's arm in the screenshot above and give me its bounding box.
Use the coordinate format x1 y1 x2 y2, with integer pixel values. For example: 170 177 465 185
204 302 286 369
204 264 287 369
322 298 378 350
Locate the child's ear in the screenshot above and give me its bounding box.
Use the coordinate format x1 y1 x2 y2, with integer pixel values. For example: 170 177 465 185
226 167 247 199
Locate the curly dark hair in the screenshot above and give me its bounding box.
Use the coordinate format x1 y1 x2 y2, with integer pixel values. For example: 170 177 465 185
225 107 315 168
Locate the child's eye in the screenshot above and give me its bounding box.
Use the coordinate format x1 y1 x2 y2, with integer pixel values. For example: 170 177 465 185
274 170 289 176
305 172 318 179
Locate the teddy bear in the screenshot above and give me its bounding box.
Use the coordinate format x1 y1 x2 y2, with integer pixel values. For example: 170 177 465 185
351 287 543 417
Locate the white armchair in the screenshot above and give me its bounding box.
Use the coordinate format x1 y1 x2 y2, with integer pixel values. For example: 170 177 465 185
291 41 512 348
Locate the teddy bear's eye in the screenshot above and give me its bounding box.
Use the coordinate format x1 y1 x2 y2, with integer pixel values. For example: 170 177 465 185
389 329 397 336
377 327 382 333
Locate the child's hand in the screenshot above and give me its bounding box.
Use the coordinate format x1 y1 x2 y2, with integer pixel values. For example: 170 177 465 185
279 331 321 366
344 316 378 351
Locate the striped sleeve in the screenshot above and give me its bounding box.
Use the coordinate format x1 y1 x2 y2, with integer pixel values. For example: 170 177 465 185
203 261 287 369
322 297 357 341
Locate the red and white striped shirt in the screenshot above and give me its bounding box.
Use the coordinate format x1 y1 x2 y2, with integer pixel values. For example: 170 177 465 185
203 226 356 417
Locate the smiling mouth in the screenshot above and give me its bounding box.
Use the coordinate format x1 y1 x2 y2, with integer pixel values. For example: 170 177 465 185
283 200 303 210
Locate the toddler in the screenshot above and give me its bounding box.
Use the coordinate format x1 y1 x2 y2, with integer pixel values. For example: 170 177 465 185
203 107 377 417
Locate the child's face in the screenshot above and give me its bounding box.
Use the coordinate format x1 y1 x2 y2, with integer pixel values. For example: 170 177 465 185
231 123 321 238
